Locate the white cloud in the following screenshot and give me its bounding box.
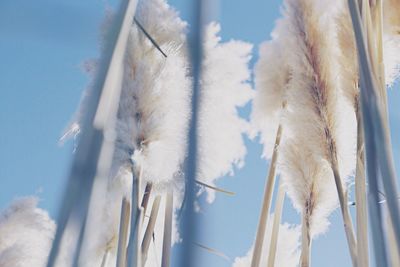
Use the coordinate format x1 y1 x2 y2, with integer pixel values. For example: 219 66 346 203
232 215 300 267
0 197 55 267
198 22 253 203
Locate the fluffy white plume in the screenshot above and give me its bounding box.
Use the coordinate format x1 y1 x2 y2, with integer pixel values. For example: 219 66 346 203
232 215 300 267
78 1 190 266
66 1 254 264
116 0 191 188
198 22 253 203
335 0 400 96
275 0 356 238
383 0 400 87
251 19 290 159
0 197 56 267
64 0 190 189
336 1 359 108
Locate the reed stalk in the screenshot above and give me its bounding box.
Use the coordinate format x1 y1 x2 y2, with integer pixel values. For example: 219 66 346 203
387 214 400 266
300 209 311 267
331 163 358 267
141 183 153 222
267 179 285 267
100 249 110 267
161 192 173 267
251 124 282 267
141 195 161 266
116 197 131 267
355 104 369 267
126 167 143 267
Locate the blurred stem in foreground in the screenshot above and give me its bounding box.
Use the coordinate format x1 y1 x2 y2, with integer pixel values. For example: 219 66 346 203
348 0 400 265
46 1 138 266
355 102 369 267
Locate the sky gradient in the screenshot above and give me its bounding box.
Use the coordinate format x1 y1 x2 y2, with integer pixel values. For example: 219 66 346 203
1 0 400 266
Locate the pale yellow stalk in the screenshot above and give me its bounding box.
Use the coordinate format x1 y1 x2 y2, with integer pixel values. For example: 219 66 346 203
267 180 285 267
126 166 143 267
300 209 311 267
116 197 131 267
141 183 153 223
100 249 110 267
387 215 400 266
141 196 161 266
161 192 173 267
251 124 283 267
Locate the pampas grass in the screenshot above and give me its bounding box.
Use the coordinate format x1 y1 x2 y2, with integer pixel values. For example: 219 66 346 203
250 32 290 267
274 0 358 265
125 0 191 188
68 0 191 265
252 31 290 159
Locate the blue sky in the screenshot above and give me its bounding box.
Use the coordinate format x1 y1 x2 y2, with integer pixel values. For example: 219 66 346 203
1 0 400 266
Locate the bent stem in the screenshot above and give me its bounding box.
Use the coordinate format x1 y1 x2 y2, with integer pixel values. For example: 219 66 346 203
251 124 283 267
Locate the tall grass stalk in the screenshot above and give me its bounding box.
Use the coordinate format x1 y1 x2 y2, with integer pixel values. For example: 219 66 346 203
116 197 131 267
100 249 110 267
161 192 173 267
387 214 400 266
141 183 153 222
127 169 143 267
251 124 282 267
141 195 161 266
331 153 358 267
267 180 285 267
300 209 311 267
